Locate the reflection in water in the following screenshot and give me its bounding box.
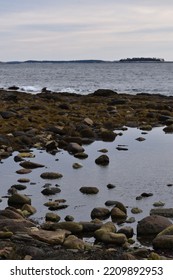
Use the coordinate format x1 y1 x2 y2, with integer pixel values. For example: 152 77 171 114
0 127 173 240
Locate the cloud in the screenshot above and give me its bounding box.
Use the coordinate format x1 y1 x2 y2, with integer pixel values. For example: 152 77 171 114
0 0 173 60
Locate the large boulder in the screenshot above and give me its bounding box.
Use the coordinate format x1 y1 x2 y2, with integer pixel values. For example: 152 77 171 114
0 219 36 233
137 215 172 237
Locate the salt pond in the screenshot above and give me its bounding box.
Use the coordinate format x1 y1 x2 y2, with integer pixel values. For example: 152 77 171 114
1 126 173 236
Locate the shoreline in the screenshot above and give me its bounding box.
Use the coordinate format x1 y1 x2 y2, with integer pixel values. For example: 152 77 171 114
1 88 173 260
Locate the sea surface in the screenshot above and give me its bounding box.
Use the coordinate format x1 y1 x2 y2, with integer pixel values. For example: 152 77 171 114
0 62 173 95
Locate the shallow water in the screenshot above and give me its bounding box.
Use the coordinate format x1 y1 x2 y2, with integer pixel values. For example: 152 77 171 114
1 127 173 237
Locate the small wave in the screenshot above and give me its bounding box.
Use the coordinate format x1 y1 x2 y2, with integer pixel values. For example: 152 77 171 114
20 86 41 93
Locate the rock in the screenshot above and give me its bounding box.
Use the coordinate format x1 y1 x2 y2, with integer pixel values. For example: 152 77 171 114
64 215 74 222
153 235 173 250
83 117 93 126
95 154 109 166
45 212 61 222
0 219 36 233
74 152 88 159
40 172 63 179
80 221 102 232
22 204 36 215
98 148 108 153
80 128 96 138
126 217 136 223
10 184 27 191
30 229 70 245
48 204 68 211
111 207 127 221
131 207 143 214
135 137 146 142
116 145 128 151
0 111 17 119
80 186 99 194
91 208 110 220
157 225 173 236
137 215 172 237
150 208 173 217
100 130 117 142
105 201 127 214
17 152 35 158
153 201 165 207
17 178 30 183
139 125 152 131
0 231 13 239
45 140 58 151
72 163 83 169
95 230 127 245
117 226 134 238
8 193 31 207
41 221 83 234
92 89 117 96
63 235 90 250
8 85 19 90
41 187 61 196
20 161 44 169
141 192 153 197
106 184 116 189
0 207 24 220
163 124 173 133
16 169 32 175
67 142 85 154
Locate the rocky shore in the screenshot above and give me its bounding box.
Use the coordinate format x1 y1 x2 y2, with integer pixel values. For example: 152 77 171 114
1 88 173 260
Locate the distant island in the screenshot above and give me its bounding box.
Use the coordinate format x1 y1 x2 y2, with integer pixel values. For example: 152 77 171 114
0 58 167 64
119 57 165 62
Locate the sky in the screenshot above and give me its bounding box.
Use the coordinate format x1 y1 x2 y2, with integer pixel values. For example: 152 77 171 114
0 0 173 61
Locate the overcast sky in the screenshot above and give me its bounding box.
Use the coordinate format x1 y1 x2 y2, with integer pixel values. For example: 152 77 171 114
0 0 173 61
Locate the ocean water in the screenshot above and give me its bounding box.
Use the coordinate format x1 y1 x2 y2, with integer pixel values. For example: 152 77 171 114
0 62 173 95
